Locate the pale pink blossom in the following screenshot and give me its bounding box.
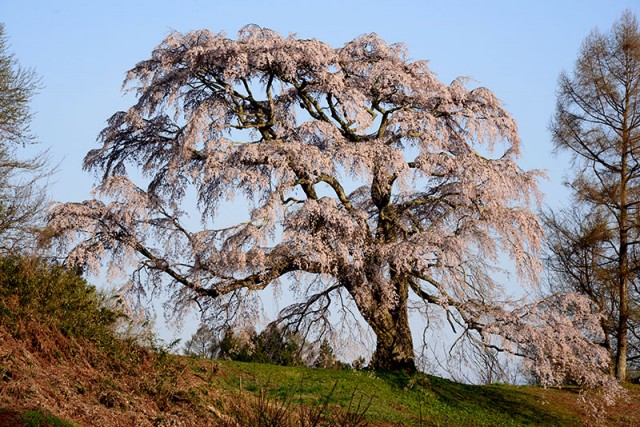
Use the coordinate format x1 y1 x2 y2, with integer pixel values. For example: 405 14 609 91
45 26 617 390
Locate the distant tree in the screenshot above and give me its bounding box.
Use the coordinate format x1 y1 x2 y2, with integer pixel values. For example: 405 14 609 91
0 23 36 146
548 10 640 381
218 327 253 362
0 23 48 253
183 324 220 359
313 339 338 369
250 324 304 366
48 26 612 386
216 324 304 366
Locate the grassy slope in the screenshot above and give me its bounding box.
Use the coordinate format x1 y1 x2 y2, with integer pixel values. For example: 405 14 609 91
0 256 638 426
206 360 581 426
2 323 640 426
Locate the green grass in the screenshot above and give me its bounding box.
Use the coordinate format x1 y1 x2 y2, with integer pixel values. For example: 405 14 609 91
207 360 580 426
21 410 78 427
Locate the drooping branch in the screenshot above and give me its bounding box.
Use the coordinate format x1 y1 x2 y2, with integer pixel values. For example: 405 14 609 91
44 25 589 379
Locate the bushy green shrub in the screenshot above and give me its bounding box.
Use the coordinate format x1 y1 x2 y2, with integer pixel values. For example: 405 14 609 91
0 255 122 342
186 323 355 369
249 324 304 366
214 324 304 366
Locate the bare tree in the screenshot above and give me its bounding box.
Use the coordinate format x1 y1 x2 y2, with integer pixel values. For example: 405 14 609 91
183 324 220 359
0 23 36 146
47 26 611 383
549 10 640 381
0 23 49 254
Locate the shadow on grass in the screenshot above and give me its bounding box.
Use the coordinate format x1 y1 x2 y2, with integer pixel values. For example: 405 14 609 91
214 361 582 426
420 375 580 426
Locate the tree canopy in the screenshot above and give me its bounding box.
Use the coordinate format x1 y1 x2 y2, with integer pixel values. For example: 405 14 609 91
48 26 612 381
0 23 36 146
0 23 48 254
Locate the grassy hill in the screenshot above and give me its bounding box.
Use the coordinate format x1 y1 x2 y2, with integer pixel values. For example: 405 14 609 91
0 256 638 426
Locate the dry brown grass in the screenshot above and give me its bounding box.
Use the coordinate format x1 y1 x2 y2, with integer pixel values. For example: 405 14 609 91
2 321 640 426
0 320 377 426
0 252 637 426
0 321 223 426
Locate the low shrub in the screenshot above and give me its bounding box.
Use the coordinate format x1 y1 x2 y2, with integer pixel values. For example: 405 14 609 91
0 255 122 346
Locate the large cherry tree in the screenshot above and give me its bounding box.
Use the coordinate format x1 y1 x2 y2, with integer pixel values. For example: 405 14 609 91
48 26 607 376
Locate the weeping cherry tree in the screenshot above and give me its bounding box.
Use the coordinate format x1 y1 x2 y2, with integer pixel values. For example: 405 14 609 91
48 26 614 380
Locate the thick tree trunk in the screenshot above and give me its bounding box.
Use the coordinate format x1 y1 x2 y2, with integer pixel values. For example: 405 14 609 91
368 304 416 373
601 318 615 376
363 171 417 373
352 272 417 373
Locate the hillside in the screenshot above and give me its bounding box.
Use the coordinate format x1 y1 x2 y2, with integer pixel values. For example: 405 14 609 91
2 331 640 427
0 256 638 426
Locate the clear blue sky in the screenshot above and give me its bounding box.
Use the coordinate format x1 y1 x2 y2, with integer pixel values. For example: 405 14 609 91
2 0 637 207
1 0 639 346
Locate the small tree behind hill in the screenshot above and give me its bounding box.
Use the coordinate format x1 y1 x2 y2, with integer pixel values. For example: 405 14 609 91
213 324 305 366
313 339 339 369
183 324 221 359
